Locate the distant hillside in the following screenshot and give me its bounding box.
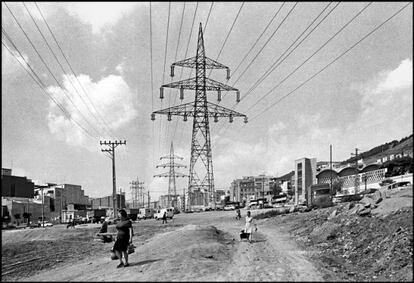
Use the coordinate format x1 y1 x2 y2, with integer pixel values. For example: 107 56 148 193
277 171 294 181
342 134 413 165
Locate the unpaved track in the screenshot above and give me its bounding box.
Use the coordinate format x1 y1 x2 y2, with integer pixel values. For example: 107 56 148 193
20 210 327 281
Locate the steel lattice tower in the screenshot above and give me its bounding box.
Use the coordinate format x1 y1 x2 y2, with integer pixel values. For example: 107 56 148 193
151 23 247 210
154 142 188 208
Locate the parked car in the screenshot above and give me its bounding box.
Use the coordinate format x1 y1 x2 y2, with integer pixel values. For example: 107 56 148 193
39 221 53 227
224 204 236 211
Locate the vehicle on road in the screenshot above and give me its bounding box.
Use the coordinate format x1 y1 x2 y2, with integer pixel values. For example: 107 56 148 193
154 208 174 220
224 204 236 211
38 221 53 227
138 208 155 220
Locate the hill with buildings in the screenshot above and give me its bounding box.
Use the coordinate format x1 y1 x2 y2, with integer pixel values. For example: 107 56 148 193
342 134 413 166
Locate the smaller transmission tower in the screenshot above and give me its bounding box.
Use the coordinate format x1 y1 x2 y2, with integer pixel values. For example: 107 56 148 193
154 142 188 208
130 178 144 208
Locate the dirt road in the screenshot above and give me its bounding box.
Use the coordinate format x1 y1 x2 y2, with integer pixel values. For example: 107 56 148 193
12 210 329 282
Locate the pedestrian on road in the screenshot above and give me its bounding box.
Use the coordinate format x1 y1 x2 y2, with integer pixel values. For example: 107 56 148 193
113 209 133 268
244 210 257 243
236 208 241 220
162 211 168 224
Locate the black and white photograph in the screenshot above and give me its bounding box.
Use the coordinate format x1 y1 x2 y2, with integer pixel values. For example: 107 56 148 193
2 1 413 281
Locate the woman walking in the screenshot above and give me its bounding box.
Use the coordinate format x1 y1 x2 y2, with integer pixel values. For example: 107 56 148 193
244 210 257 243
113 209 133 268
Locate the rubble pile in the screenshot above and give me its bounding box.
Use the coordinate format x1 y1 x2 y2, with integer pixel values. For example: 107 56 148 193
280 193 413 282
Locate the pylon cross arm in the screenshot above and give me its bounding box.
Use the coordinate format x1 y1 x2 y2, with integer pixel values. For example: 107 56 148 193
153 101 246 118
156 162 186 168
160 155 184 160
154 173 189 178
172 56 228 70
162 77 237 92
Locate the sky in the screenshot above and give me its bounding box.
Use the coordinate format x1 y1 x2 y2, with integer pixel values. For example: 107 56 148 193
2 2 413 202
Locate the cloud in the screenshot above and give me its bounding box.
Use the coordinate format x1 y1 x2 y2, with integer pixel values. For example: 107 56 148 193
356 58 413 133
64 2 142 33
212 114 346 187
46 74 138 150
374 59 413 94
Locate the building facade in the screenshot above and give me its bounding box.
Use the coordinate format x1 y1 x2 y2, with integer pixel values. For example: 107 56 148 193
230 175 275 206
90 193 126 210
1 169 35 198
294 158 317 205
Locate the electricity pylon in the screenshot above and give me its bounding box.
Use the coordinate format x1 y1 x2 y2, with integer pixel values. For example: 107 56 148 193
130 178 144 208
151 23 247 210
154 142 188 208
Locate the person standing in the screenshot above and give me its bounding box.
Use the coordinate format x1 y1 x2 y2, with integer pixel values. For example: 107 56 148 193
236 208 241 220
113 209 133 268
162 211 168 224
244 211 257 243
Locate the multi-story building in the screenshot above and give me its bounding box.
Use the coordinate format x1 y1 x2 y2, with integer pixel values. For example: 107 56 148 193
294 157 317 205
230 174 275 206
34 183 91 222
90 192 126 210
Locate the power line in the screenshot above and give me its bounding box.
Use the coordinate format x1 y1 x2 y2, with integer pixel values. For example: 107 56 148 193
203 2 214 35
165 2 186 150
215 2 339 138
150 2 155 168
158 2 172 158
4 2 103 138
230 2 285 77
247 2 411 123
230 2 297 86
246 2 372 113
171 2 199 143
242 2 339 104
207 2 245 78
33 2 116 139
2 34 97 141
23 2 115 140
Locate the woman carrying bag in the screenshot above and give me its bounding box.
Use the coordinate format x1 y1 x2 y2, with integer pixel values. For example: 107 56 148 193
111 209 134 268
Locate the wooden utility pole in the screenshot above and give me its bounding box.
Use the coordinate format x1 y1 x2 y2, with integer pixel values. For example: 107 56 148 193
100 140 126 216
330 145 332 193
